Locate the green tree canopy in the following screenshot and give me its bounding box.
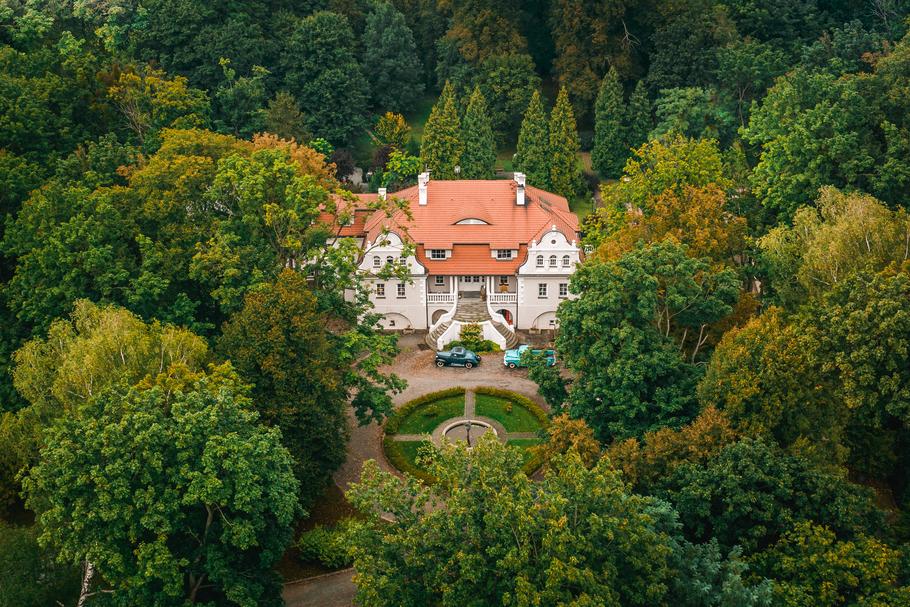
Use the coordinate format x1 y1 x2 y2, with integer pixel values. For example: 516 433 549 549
592 67 627 178
548 87 583 198
459 85 496 179
219 270 348 507
557 240 740 440
362 1 424 113
514 89 550 188
23 377 299 606
419 80 462 179
280 11 368 144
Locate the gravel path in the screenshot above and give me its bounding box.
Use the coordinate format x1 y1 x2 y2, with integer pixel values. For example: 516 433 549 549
283 569 356 607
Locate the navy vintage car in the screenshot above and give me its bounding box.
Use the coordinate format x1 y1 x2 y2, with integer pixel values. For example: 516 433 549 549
434 346 481 368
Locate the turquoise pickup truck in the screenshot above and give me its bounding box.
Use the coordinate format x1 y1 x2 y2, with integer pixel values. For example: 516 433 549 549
503 345 556 369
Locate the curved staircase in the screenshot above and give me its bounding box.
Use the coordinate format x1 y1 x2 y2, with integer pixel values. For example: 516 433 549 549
425 295 519 350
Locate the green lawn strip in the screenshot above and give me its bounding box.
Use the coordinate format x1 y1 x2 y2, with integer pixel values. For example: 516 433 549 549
475 394 543 433
382 438 436 484
507 438 544 467
396 395 466 434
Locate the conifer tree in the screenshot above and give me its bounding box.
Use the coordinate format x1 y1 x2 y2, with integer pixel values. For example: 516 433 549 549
460 86 496 179
420 81 462 179
592 67 627 178
362 1 424 113
514 90 551 188
626 80 653 152
549 87 583 199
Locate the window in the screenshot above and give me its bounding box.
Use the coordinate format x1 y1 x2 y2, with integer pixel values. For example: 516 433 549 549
397 283 406 298
496 249 512 259
549 255 557 267
538 283 548 298
386 256 394 266
430 249 446 259
399 255 407 265
536 255 544 267
562 255 571 267
549 319 556 327
559 283 568 298
376 283 385 297
499 276 509 285
455 218 489 225
473 275 481 283
435 276 445 286
372 256 380 268
388 319 396 327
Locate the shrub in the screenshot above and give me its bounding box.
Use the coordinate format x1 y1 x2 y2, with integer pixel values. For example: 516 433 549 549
384 387 466 435
475 387 550 428
297 520 360 569
504 402 513 414
422 404 440 418
446 339 499 353
383 437 437 483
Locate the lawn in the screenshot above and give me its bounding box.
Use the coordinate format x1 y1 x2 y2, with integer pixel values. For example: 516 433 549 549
570 195 594 220
404 93 437 145
395 395 467 434
475 394 545 433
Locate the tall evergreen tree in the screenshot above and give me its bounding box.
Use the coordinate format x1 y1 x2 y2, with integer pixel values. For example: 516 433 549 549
549 87 583 198
514 90 551 188
362 1 424 113
592 67 627 178
460 86 496 179
626 80 653 152
420 81 462 179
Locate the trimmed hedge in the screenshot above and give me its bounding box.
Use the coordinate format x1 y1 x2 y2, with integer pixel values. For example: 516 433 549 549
384 387 466 435
474 387 550 428
382 437 437 483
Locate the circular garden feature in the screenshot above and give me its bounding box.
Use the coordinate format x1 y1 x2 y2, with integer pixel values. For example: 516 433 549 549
382 387 549 482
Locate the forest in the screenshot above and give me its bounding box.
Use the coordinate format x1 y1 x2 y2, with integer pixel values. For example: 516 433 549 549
2 1 910 606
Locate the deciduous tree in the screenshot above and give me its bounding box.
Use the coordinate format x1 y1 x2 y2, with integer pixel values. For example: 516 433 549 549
23 378 299 606
362 1 424 113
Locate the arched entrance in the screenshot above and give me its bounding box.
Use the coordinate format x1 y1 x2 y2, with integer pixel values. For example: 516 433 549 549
497 309 513 325
431 309 447 325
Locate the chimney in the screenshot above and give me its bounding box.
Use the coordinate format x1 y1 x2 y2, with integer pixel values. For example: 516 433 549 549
418 172 429 206
378 187 387 200
514 172 526 206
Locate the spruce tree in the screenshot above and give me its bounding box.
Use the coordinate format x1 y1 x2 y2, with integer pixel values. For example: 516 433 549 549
549 87 583 199
420 81 463 179
626 80 653 152
514 90 551 188
460 86 496 179
592 67 627 178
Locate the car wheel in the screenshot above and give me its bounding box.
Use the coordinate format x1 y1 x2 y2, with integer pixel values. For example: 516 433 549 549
435 360 445 367
508 362 517 369
465 361 474 369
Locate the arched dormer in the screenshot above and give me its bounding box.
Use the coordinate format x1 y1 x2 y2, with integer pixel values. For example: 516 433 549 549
454 218 490 225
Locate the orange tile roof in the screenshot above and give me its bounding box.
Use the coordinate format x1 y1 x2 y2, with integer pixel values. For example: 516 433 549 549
332 180 579 273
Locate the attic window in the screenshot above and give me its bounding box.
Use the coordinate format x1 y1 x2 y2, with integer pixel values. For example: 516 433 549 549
455 218 489 225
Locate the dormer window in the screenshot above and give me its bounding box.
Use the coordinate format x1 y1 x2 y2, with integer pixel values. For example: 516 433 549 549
455 218 489 225
430 249 446 259
536 255 544 267
496 249 513 260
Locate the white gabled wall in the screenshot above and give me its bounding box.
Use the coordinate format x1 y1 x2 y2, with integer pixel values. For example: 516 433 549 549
359 232 429 330
515 228 579 330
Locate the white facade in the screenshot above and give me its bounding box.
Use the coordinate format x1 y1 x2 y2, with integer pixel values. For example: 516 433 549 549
359 226 580 334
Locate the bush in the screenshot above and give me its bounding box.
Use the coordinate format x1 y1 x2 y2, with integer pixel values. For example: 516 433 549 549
422 404 440 418
475 387 550 428
504 402 513 414
383 437 437 483
384 387 466 435
446 339 499 353
297 520 361 569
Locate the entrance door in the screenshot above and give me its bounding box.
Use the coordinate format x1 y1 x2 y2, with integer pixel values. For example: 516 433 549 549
497 309 513 325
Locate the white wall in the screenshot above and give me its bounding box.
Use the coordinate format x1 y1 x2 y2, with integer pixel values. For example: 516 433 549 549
515 228 578 330
360 231 429 330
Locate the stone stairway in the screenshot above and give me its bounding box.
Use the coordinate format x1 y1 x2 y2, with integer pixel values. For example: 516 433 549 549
426 295 519 350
